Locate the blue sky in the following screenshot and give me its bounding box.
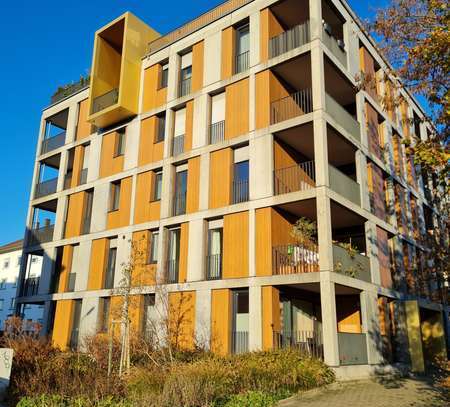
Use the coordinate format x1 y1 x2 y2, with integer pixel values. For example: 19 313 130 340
0 0 382 246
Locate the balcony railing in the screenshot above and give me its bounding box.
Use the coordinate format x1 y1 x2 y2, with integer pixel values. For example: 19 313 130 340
325 93 360 142
273 161 316 195
41 132 66 155
269 21 310 59
20 277 40 297
34 177 58 199
206 254 222 280
92 88 119 114
28 224 54 246
232 178 249 204
338 332 368 365
172 134 185 156
328 165 361 206
209 120 225 144
173 192 187 216
273 329 323 359
235 51 249 74
232 330 249 354
167 259 179 284
272 243 319 275
179 78 192 97
322 26 347 68
332 244 371 282
270 89 313 125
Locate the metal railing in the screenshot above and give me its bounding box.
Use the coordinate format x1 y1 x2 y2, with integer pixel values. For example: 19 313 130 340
147 0 253 54
325 93 360 142
232 331 249 354
273 161 316 195
79 168 88 185
41 132 66 154
64 172 73 189
269 21 310 59
322 27 347 68
172 134 185 156
67 273 76 292
232 178 249 204
332 244 371 282
173 192 187 216
179 78 192 97
166 259 179 284
328 165 361 206
209 120 225 144
272 243 319 275
28 225 54 246
206 254 222 280
235 51 249 74
20 277 40 297
338 332 368 365
270 89 313 125
34 177 58 199
91 88 119 114
273 329 323 359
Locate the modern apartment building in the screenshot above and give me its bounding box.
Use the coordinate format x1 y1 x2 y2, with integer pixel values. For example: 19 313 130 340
0 240 43 331
16 0 448 374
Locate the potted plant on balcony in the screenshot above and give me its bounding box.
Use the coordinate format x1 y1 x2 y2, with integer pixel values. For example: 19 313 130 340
286 218 318 268
334 241 365 278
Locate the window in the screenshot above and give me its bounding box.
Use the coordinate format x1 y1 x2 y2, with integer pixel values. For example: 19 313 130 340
0 279 6 289
70 300 82 350
207 226 223 280
160 62 169 89
142 294 157 338
9 298 15 310
235 23 250 73
156 113 166 143
98 297 111 333
173 168 188 215
233 159 249 204
210 92 226 144
31 257 38 264
82 189 94 234
167 229 181 283
0 299 4 311
104 243 117 289
110 181 121 211
232 289 249 353
114 129 126 157
173 108 186 155
180 51 192 97
148 232 159 264
153 171 163 201
3 258 10 269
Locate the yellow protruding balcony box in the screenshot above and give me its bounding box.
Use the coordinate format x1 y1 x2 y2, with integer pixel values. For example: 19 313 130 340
88 12 160 128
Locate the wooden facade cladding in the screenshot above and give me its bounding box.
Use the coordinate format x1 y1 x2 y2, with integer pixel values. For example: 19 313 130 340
392 134 405 180
186 156 200 214
52 299 74 350
134 171 161 224
110 295 145 335
65 191 87 238
209 148 233 209
178 223 190 284
367 162 387 221
365 102 383 160
138 116 164 166
169 291 196 350
191 41 204 92
259 8 284 62
359 46 379 102
70 145 86 188
75 98 94 141
57 245 74 293
336 296 362 334
377 227 392 289
142 63 168 112
87 238 109 290
223 211 248 279
221 26 235 80
131 230 157 286
99 131 125 178
107 176 132 230
261 286 280 350
211 288 231 354
225 79 249 139
394 183 408 235
185 100 195 152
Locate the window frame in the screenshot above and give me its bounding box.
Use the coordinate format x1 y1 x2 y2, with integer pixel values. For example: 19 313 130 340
109 181 121 212
155 113 166 143
148 231 159 264
114 129 126 157
152 171 163 202
159 62 169 89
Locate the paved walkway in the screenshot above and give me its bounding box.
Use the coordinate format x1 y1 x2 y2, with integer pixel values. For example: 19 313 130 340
279 376 449 407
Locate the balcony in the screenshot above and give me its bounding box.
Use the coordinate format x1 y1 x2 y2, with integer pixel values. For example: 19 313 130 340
172 134 185 156
231 330 249 354
272 329 323 359
328 165 361 206
270 89 313 125
273 161 316 195
338 333 368 365
332 243 371 282
272 243 319 275
206 254 222 280
41 132 66 155
173 192 187 216
34 178 58 199
232 179 249 204
235 51 249 74
91 88 119 115
20 277 40 297
179 78 191 97
322 26 347 68
269 21 310 59
209 120 225 144
28 224 54 247
325 93 360 142
166 259 179 284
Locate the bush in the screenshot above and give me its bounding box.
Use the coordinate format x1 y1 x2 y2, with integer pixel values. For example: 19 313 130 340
218 391 284 407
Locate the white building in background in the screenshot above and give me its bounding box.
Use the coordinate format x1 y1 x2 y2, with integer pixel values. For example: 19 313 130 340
0 239 44 331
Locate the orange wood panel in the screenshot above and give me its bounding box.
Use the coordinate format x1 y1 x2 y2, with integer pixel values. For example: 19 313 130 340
262 286 280 350
359 46 378 101
169 291 196 350
138 116 164 166
336 296 362 333
134 171 161 224
64 192 86 238
365 102 383 160
259 8 284 61
87 238 109 290
377 227 393 289
255 70 271 129
256 208 272 277
57 245 74 293
131 230 157 286
223 211 248 279
52 300 74 350
107 176 132 230
184 100 194 152
186 157 200 214
192 41 204 92
221 27 235 80
225 78 249 139
71 145 85 188
142 64 168 112
211 288 231 354
178 223 189 283
209 148 233 209
99 131 124 178
75 98 93 140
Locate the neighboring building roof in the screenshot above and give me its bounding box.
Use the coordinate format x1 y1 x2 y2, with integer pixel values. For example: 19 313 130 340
0 239 23 255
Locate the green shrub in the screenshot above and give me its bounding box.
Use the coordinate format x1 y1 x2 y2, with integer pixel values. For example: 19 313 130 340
219 391 284 407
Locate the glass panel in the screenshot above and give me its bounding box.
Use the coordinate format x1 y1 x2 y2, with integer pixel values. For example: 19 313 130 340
149 232 159 263
111 183 121 211
154 173 163 201
105 247 117 289
234 160 249 181
168 230 180 261
176 170 188 194
236 24 250 54
181 65 192 80
209 229 222 255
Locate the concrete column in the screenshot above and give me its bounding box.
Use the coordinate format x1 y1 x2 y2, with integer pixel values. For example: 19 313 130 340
203 31 222 87
192 94 208 149
320 274 340 366
316 188 333 272
65 104 78 144
163 109 174 159
54 195 68 240
115 233 132 288
311 45 326 111
360 290 383 365
129 174 138 226
38 247 57 295
249 133 273 200
74 240 92 292
90 183 109 233
79 297 100 347
123 119 139 171
87 133 101 183
365 221 381 285
187 219 206 282
249 285 262 351
356 92 367 150
160 162 173 219
167 53 180 102
346 21 360 78
156 225 166 284
356 151 369 211
249 11 260 67
313 117 329 187
57 150 69 193
309 0 323 41
195 288 211 349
